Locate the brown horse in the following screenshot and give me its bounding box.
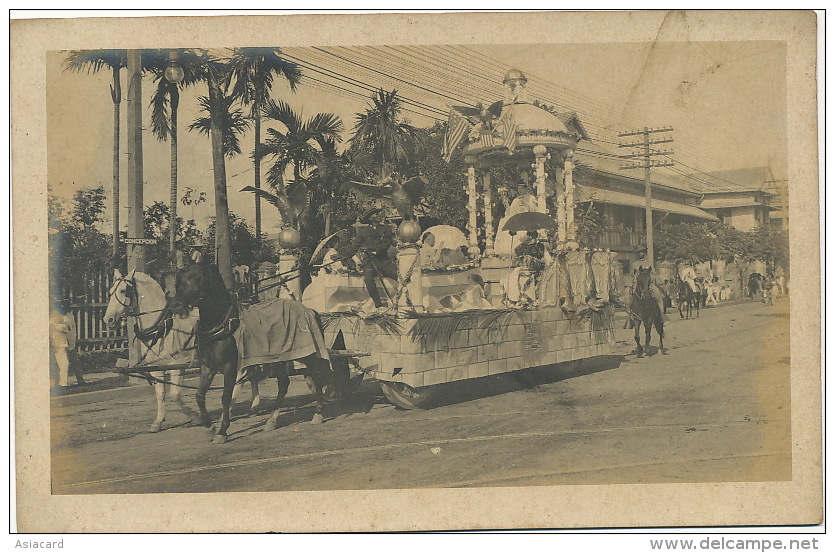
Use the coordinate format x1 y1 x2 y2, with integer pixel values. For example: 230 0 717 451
676 276 701 319
631 267 666 357
170 264 332 444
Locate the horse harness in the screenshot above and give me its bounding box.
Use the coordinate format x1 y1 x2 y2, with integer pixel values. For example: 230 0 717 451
112 276 182 351
195 300 240 348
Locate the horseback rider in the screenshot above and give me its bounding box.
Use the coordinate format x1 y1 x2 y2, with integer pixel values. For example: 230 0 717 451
629 244 668 321
679 261 701 295
351 208 398 310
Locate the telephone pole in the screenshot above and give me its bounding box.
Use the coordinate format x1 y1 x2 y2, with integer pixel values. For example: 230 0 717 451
126 49 146 366
618 127 674 268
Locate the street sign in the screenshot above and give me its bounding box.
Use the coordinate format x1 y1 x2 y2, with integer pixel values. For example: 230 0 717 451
123 238 158 245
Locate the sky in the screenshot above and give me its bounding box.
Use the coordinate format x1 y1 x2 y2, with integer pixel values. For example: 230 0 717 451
46 34 787 235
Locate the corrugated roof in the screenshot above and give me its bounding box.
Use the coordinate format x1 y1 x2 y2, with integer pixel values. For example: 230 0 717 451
576 184 719 221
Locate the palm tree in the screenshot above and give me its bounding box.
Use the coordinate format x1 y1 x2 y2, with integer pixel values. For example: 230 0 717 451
186 50 248 286
259 99 343 229
64 49 127 257
228 48 302 243
349 88 424 180
306 138 351 236
146 49 206 255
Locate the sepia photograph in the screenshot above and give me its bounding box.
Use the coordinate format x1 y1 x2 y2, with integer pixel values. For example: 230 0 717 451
12 10 821 532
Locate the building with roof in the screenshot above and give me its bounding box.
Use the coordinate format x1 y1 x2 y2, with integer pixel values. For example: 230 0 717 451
694 167 784 231
572 141 718 262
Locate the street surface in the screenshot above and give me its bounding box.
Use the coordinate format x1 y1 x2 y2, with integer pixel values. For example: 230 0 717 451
51 299 791 494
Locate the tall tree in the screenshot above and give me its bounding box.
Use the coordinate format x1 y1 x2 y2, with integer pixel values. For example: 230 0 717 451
63 49 127 256
187 50 250 285
228 48 302 242
349 88 424 179
146 49 207 256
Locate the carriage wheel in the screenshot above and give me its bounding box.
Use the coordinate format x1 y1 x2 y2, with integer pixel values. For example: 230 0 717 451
379 381 438 410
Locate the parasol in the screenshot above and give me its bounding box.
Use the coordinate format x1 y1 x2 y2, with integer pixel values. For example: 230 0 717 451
421 225 468 250
501 211 557 233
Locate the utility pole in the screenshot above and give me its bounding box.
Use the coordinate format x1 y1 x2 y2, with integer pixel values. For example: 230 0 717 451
618 127 674 268
126 49 146 365
126 49 146 275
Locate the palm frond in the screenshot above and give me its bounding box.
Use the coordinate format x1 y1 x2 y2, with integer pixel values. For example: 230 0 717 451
228 48 302 107
63 49 126 73
406 309 521 351
149 78 175 141
320 311 403 337
262 98 300 133
188 94 251 157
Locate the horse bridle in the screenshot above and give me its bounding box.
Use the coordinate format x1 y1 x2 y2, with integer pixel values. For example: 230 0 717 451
111 274 176 351
110 276 138 316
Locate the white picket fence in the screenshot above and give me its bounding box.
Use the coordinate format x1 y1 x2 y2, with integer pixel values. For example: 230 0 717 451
64 269 127 352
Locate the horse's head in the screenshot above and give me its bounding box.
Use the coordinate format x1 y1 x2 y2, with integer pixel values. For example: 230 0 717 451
634 267 653 298
169 264 207 316
169 263 227 316
103 268 136 329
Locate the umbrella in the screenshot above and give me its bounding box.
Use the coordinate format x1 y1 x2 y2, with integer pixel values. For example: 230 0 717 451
421 225 467 250
309 230 345 266
501 211 558 233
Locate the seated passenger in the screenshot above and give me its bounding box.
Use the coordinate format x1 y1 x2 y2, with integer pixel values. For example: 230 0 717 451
514 231 545 271
460 274 493 309
420 232 441 269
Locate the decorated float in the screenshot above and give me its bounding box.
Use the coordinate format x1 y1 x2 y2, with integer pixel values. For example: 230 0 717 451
277 70 621 408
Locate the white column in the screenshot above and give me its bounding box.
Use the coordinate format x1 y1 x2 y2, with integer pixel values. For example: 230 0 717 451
397 243 423 313
552 151 564 221
565 149 578 249
556 157 567 249
533 145 548 214
465 156 480 257
483 170 494 254
277 249 300 301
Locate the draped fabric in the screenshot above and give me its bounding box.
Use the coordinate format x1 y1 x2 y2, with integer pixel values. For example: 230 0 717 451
236 298 331 370
590 251 611 301
566 250 592 306
537 260 560 308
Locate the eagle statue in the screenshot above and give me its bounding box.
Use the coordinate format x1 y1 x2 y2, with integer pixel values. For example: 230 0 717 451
344 175 428 221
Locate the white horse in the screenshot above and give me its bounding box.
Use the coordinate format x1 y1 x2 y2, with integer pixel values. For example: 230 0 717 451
103 269 200 433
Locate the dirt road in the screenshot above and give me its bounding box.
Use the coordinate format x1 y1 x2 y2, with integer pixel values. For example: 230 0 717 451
51 299 791 494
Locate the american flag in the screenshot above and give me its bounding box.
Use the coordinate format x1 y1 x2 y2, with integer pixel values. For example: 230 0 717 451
480 132 495 148
499 106 518 152
442 108 473 163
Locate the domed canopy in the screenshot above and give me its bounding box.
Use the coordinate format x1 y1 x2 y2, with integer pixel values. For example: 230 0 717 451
512 103 570 134
503 68 528 85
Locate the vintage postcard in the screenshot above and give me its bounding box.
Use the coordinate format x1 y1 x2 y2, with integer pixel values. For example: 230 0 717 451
11 10 821 532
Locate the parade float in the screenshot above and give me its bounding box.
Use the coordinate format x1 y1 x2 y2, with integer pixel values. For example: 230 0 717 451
269 69 620 409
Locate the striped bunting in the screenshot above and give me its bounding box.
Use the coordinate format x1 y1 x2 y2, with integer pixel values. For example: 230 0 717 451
499 106 518 153
442 108 473 163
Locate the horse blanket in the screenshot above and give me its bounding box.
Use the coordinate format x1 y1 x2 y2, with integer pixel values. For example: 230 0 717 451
235 298 331 370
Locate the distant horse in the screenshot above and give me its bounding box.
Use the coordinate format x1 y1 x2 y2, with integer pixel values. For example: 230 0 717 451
169 264 333 444
630 267 666 357
103 269 197 433
676 276 701 319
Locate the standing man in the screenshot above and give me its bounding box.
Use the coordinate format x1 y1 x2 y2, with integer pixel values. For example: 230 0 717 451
352 208 398 310
629 244 668 321
50 298 83 391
